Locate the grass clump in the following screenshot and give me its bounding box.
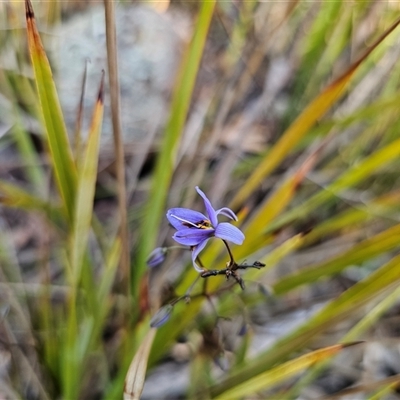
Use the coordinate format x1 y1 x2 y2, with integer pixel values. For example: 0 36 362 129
1 1 400 398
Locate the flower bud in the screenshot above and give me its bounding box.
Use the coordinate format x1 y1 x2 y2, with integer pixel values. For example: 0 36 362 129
150 304 173 328
147 247 167 268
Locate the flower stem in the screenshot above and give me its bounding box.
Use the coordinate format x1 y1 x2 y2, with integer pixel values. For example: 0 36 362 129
169 245 191 251
184 275 200 300
222 240 235 267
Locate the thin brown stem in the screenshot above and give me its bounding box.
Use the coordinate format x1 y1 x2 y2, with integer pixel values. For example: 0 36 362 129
104 0 130 296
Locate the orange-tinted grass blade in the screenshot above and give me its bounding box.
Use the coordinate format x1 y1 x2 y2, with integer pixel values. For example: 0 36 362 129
25 0 77 222
236 138 328 260
229 15 400 211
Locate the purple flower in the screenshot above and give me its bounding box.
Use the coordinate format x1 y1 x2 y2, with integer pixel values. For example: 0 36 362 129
166 186 245 272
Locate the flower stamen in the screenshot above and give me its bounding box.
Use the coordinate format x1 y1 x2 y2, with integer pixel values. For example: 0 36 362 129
171 214 213 230
191 219 212 229
170 214 200 228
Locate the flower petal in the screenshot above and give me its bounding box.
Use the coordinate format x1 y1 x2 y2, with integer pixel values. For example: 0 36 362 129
167 208 208 230
191 239 209 272
172 227 213 246
215 207 238 221
195 186 218 227
215 222 245 245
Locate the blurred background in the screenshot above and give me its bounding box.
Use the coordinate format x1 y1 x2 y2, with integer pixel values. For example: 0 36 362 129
2 1 400 399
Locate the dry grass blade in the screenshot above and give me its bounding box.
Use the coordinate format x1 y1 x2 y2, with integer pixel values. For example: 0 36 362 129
3 319 51 400
104 0 129 294
124 328 156 400
322 374 400 399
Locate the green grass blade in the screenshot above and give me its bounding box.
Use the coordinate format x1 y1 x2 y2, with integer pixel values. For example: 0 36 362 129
69 73 104 284
11 113 45 191
302 190 400 246
267 135 400 234
97 238 122 308
0 180 61 219
273 223 400 295
63 74 104 399
135 0 216 294
284 270 400 399
367 379 400 400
